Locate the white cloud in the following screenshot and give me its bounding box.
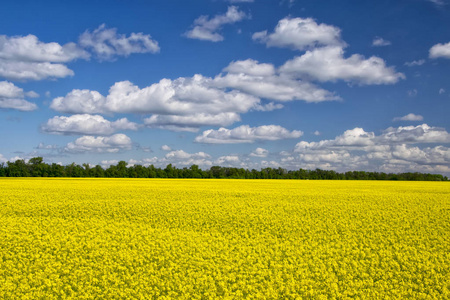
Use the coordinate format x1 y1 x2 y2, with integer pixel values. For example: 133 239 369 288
214 59 339 102
0 34 88 81
252 17 403 86
223 59 276 77
165 150 211 160
391 144 450 165
51 75 260 131
252 17 343 50
161 145 172 151
144 112 240 132
280 46 405 85
228 0 254 2
0 34 88 63
0 98 37 111
279 125 450 174
429 41 450 59
0 58 75 81
50 90 106 114
404 59 425 67
195 124 303 144
250 147 269 157
64 134 133 153
52 75 259 115
215 155 241 166
50 58 341 133
372 37 391 47
0 81 30 98
379 124 450 144
0 153 7 163
185 6 247 42
42 114 138 135
0 81 38 111
439 88 445 94
314 130 321 136
294 124 450 153
79 24 160 61
162 150 213 168
393 113 424 122
295 127 375 151
0 26 160 80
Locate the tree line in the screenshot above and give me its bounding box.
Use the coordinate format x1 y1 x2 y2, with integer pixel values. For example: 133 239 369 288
0 157 448 181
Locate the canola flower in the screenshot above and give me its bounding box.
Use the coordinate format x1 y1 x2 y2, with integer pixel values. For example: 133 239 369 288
0 178 449 299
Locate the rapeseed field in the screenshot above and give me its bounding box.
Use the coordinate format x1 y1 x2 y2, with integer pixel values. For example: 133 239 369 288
0 178 449 299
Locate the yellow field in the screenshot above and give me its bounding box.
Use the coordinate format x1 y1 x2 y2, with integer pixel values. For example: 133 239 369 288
0 178 449 299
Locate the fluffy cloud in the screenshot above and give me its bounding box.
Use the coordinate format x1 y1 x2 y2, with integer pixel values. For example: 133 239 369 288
79 24 160 61
195 125 303 144
214 59 339 102
391 144 450 165
185 6 247 42
379 124 450 144
42 114 138 135
284 124 450 174
280 46 405 85
50 59 340 132
252 17 343 50
250 147 269 157
294 128 375 151
0 34 88 81
0 26 159 80
214 155 241 166
294 124 450 152
64 134 133 153
372 37 391 47
50 90 106 114
165 150 211 160
0 81 38 111
251 17 403 85
161 145 172 151
393 113 424 122
0 60 75 81
52 75 258 115
222 59 276 76
0 34 88 63
429 41 450 59
51 75 260 131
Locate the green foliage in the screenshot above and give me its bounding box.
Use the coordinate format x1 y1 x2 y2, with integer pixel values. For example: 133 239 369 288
0 157 447 181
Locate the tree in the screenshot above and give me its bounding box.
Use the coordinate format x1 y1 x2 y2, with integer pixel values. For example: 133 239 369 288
0 163 5 177
116 161 128 178
164 164 175 178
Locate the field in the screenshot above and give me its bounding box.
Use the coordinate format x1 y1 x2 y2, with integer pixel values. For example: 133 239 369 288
0 178 449 299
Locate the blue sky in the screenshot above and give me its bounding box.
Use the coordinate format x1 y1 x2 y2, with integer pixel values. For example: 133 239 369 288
1 0 450 175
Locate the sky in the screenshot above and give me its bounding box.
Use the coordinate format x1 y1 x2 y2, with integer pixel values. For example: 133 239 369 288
1 0 450 175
